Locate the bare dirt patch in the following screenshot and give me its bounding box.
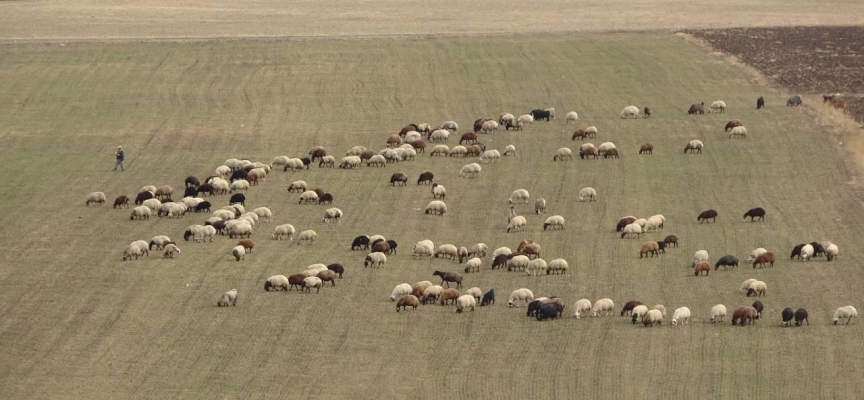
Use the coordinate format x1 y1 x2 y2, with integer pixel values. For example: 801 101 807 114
688 26 864 123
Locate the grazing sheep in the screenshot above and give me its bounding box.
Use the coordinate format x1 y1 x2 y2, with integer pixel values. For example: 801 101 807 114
639 241 659 258
787 95 803 106
571 129 589 141
620 223 643 239
637 143 654 155
545 258 568 275
781 307 795 327
525 259 548 276
263 275 290 292
714 255 740 270
692 250 709 267
710 304 727 323
231 245 246 261
536 302 565 321
83 192 104 207
364 252 387 268
790 244 807 260
592 298 615 317
433 270 463 288
672 307 691 326
826 243 839 261
572 299 592 318
507 288 535 307
578 187 596 202
491 255 509 270
459 163 482 178
749 300 764 319
564 111 578 123
479 149 501 163
662 235 679 248
697 209 718 223
620 105 640 119
477 289 495 307
630 305 649 324
463 257 482 273
643 106 652 117
694 261 710 276
163 243 181 259
439 288 460 305
480 120 499 133
302 277 323 293
122 244 144 261
388 283 413 301
542 215 565 231
456 295 477 313
270 224 296 241
297 229 316 245
684 140 704 154
746 281 767 297
431 244 457 260
748 248 768 262
725 120 744 132
322 208 343 223
217 289 238 307
621 301 644 316
127 205 151 221
833 306 857 325
688 102 705 115
800 244 814 261
506 216 527 233
430 129 451 143
729 126 747 139
709 100 726 113
508 189 530 205
394 295 420 312
753 252 776 269
739 278 758 294
643 309 664 327
741 207 766 222
424 200 448 216
553 147 573 161
792 308 809 326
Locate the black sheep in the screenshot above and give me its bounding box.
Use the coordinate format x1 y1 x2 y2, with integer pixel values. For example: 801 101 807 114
714 255 740 270
350 235 370 250
480 289 495 306
327 263 345 278
743 207 766 221
757 96 765 109
781 307 795 327
194 201 211 213
698 209 718 223
229 193 246 206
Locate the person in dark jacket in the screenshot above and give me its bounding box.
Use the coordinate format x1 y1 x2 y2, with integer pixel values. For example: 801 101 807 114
114 146 125 171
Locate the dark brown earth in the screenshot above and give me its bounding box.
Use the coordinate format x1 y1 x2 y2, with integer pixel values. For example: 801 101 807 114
689 26 864 122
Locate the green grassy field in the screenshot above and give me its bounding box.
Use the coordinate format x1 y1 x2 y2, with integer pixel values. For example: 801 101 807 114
1 34 863 399
1 0 864 40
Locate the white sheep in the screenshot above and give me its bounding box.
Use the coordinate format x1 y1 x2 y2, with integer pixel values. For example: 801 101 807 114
346 146 368 156
442 121 459 132
643 309 664 326
507 255 530 272
826 243 839 261
517 114 534 125
508 189 530 204
800 244 814 261
396 147 416 161
573 299 592 318
364 252 387 267
464 287 482 301
534 198 546 214
470 243 487 258
729 126 747 139
227 220 253 239
404 131 422 143
580 142 596 152
122 244 144 261
431 184 446 199
430 145 450 157
526 258 548 276
85 192 107 206
130 206 151 220
578 187 596 202
302 276 323 293
430 129 450 142
543 215 565 231
229 180 249 193
367 154 387 167
480 149 501 163
553 147 573 161
422 285 444 303
672 307 691 326
564 111 578 123
215 165 232 178
506 216 527 233
643 216 663 232
652 305 667 318
338 156 361 169
287 180 308 193
163 243 181 259
212 209 235 221
130 240 150 256
692 250 709 267
424 200 448 216
217 289 238 307
417 123 432 134
592 298 615 317
709 100 726 113
507 288 535 307
748 248 767 262
547 258 568 274
503 144 516 156
493 247 512 257
297 229 316 245
141 198 161 213
390 283 412 301
198 225 217 242
684 140 704 154
740 278 758 293
252 207 272 223
181 197 203 209
140 185 157 193
449 145 468 157
211 178 230 194
620 105 640 119
434 244 459 260
499 113 515 125
597 142 617 155
747 281 767 296
322 208 343 223
459 163 482 178
621 223 642 238
833 306 858 325
481 120 499 133
710 304 727 323
456 295 476 313
631 305 649 323
464 257 482 273
298 190 319 204
411 242 434 259
232 245 246 261
545 108 556 119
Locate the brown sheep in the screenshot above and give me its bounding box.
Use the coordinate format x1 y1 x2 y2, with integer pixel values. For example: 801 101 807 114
411 140 426 153
460 132 478 144
639 241 659 258
733 306 759 326
308 147 327 162
753 252 776 269
724 120 743 132
603 148 619 159
154 185 173 200
616 217 637 232
371 240 391 254
663 235 679 248
113 195 130 209
694 260 710 276
521 243 541 259
287 274 307 291
639 143 653 155
621 300 644 316
386 134 402 147
398 125 415 138
237 239 254 253
433 271 463 288
466 145 482 157
580 147 598 159
571 129 588 141
457 247 469 263
396 295 420 312
316 270 337 287
439 288 460 305
516 238 535 252
411 285 427 298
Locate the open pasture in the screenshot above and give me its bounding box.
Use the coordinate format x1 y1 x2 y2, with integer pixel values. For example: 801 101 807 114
0 34 863 399
1 0 864 40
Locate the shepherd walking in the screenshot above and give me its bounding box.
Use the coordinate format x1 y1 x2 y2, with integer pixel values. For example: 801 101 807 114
114 146 125 171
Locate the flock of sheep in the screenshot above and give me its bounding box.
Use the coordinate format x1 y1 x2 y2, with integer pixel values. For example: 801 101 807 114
84 99 857 328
